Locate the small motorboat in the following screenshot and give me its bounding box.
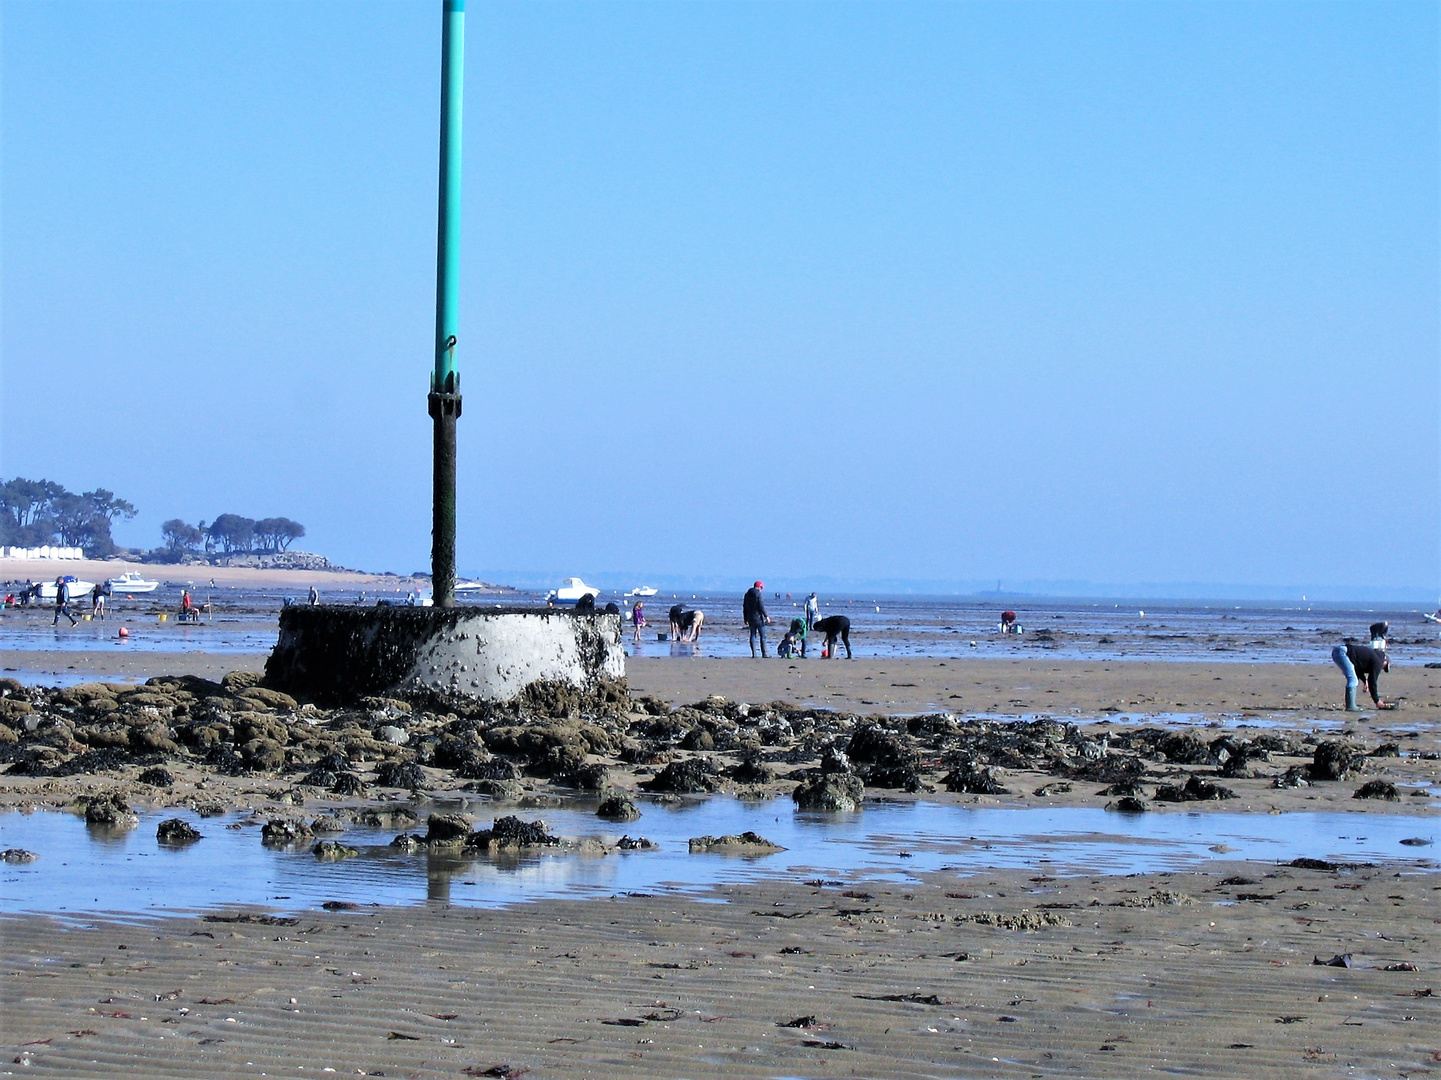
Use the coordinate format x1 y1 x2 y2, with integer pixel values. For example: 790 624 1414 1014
454 580 489 593
35 575 97 601
546 577 602 605
625 586 658 597
106 572 160 594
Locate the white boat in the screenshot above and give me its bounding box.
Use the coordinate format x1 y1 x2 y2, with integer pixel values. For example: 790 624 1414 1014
625 586 659 597
546 577 602 605
106 572 160 594
454 580 489 593
34 575 97 601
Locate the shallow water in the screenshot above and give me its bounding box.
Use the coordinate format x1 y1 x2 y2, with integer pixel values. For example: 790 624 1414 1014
0 798 1434 920
3 590 1437 668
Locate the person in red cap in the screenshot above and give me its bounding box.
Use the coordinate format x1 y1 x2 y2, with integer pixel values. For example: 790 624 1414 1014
742 580 771 657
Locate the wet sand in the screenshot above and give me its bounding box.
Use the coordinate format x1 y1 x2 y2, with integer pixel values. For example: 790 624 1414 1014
6 651 1440 717
629 655 1441 717
0 650 263 685
3 654 1438 1077
3 862 1437 1078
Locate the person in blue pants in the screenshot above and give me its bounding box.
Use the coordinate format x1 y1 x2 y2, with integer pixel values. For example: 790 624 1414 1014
1331 642 1390 712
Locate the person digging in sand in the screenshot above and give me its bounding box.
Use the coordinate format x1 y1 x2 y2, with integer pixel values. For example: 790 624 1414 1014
1331 641 1391 711
813 614 852 659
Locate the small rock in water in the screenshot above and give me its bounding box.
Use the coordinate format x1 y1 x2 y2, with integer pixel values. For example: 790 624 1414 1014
390 833 427 853
261 818 313 846
1107 796 1149 813
596 793 641 821
156 818 202 844
1399 837 1433 846
465 778 525 801
793 773 865 812
310 814 349 833
1 848 39 864
616 835 655 850
688 831 785 855
84 792 138 829
424 813 473 845
312 840 360 861
471 815 559 850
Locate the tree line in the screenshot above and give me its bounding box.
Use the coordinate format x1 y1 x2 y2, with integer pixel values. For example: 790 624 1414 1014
161 514 305 560
0 477 136 558
0 476 304 563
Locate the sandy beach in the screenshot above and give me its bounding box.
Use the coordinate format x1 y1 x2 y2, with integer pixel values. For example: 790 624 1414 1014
2 653 1437 1077
0 558 431 592
3 861 1437 1078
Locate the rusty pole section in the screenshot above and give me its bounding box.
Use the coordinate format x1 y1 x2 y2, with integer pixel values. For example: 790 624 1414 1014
428 0 465 607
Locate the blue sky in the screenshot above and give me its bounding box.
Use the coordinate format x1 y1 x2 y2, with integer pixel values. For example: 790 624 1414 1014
2 1 1436 597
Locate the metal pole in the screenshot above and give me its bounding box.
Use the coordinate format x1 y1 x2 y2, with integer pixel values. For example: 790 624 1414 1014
428 0 465 607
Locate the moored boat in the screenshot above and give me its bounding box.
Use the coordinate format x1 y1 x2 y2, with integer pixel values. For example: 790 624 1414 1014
106 572 160 594
545 577 602 605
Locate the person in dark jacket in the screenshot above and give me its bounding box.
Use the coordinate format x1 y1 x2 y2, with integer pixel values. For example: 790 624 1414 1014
1331 642 1391 711
742 581 770 657
813 614 852 659
53 577 77 626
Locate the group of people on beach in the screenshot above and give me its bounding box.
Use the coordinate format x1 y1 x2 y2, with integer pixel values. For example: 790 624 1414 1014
627 584 853 659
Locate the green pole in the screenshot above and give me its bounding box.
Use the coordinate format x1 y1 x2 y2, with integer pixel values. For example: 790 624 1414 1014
428 0 465 608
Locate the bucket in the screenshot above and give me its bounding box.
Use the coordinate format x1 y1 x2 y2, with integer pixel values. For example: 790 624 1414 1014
158 613 168 623
656 632 668 641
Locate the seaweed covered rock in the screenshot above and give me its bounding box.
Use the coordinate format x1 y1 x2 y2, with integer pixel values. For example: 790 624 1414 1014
793 772 864 812
688 831 785 854
846 723 922 791
942 761 1010 795
1353 779 1399 800
84 792 138 829
424 812 473 846
596 793 641 821
261 818 313 845
312 839 360 861
470 815 559 850
1153 775 1235 802
156 818 202 844
137 766 174 788
1157 732 1211 765
374 760 426 789
1310 741 1364 782
466 778 526 800
640 757 720 794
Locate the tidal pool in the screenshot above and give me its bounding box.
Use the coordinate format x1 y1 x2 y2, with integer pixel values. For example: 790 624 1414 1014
0 797 1434 920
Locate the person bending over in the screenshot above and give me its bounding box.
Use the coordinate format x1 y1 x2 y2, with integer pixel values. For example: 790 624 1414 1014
1331 641 1391 711
813 614 852 659
679 609 705 642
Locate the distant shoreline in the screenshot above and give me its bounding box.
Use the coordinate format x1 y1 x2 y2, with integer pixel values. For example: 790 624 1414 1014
0 557 515 592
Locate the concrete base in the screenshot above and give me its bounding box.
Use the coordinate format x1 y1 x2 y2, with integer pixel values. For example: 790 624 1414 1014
263 607 625 707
